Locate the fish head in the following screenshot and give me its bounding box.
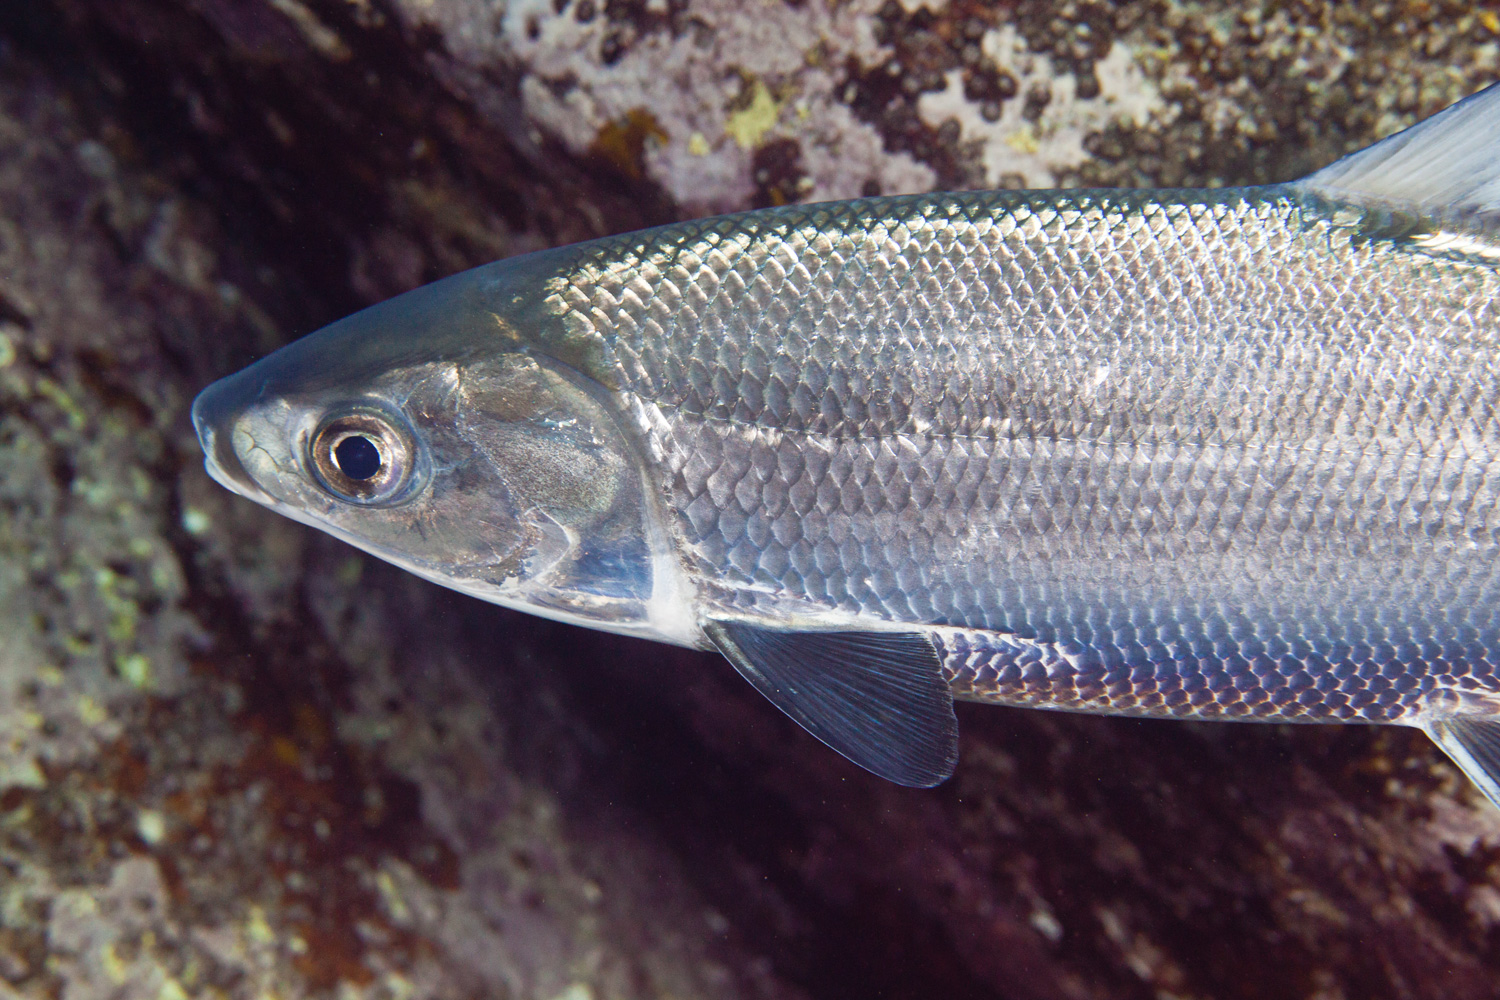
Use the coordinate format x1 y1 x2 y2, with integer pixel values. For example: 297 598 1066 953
192 257 668 638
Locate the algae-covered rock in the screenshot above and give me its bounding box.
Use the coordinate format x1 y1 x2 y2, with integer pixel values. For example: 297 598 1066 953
398 0 1500 201
0 17 804 1000
3 1 1500 998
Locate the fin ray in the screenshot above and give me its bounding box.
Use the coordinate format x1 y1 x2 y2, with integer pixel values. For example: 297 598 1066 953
1425 717 1500 810
1298 82 1500 218
705 621 959 787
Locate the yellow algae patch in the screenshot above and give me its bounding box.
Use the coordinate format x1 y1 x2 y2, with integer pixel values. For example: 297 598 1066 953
375 868 411 922
102 941 130 984
687 131 711 156
77 694 107 726
725 79 782 150
3 755 45 790
589 109 669 180
117 652 152 690
35 377 86 430
245 905 276 946
1003 124 1040 154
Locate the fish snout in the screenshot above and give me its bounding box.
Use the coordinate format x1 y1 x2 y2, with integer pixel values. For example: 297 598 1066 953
191 373 272 504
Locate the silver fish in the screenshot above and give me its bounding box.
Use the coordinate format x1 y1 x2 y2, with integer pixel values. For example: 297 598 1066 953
195 84 1500 799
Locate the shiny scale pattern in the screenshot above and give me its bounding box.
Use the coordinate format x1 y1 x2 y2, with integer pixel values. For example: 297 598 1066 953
541 188 1500 723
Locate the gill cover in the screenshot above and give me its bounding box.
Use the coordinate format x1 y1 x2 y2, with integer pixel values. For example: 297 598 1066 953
447 350 657 621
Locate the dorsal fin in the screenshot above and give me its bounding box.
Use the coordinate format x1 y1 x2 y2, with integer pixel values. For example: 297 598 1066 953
1424 717 1500 811
704 621 959 787
1297 82 1500 219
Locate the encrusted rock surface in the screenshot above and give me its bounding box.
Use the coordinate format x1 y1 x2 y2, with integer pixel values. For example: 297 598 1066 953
404 0 1500 202
0 31 801 1000
4 1 1500 998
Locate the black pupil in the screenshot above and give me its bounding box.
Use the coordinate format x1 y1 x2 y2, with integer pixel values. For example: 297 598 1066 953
334 435 382 481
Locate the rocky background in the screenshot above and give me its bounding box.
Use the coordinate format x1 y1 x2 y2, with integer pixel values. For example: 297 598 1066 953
2 1 1500 998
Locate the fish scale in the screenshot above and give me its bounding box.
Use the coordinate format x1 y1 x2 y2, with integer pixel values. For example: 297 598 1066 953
549 186 1500 724
194 83 1500 793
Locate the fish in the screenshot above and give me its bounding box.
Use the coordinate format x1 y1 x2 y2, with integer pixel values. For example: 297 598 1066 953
194 82 1500 801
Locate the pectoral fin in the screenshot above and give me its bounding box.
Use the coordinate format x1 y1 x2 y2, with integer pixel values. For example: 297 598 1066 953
704 621 959 787
1424 717 1500 810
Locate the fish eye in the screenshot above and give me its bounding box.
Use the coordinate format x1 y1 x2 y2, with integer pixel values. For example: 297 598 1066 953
308 408 418 505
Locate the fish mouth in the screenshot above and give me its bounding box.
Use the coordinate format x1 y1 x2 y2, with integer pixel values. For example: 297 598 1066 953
191 374 274 505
